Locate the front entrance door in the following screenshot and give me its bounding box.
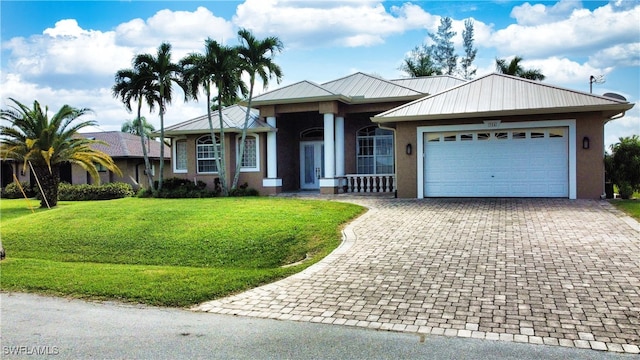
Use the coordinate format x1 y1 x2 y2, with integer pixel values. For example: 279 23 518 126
300 141 324 190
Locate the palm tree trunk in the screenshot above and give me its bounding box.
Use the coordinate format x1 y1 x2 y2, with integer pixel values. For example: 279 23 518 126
231 76 255 190
205 87 224 195
158 90 165 192
214 84 228 196
137 98 155 191
32 164 59 208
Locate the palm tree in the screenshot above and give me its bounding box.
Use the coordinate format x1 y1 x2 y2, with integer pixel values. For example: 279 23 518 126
399 45 441 77
112 66 158 190
495 56 545 81
181 38 246 195
0 98 121 208
134 42 184 191
232 28 283 189
121 116 155 137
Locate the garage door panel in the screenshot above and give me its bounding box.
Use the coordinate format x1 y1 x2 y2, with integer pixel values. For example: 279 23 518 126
424 128 568 198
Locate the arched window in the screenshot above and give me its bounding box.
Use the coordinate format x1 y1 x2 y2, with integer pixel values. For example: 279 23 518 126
356 126 394 174
197 135 220 173
300 127 324 140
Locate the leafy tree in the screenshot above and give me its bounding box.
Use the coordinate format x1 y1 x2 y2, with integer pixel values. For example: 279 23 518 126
121 116 155 138
134 42 185 191
495 56 545 80
112 65 158 190
181 39 247 195
232 28 283 190
430 16 458 75
0 98 121 208
399 45 441 77
460 19 477 80
606 135 640 198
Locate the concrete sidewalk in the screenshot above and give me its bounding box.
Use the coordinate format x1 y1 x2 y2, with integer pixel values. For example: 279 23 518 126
195 198 640 354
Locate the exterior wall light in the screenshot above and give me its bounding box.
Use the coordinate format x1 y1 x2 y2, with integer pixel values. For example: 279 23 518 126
583 136 590 149
406 143 412 155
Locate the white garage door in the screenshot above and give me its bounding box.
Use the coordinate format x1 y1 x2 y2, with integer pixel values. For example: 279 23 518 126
424 127 568 197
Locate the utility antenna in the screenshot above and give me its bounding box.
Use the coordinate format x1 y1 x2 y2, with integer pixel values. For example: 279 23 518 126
589 75 605 94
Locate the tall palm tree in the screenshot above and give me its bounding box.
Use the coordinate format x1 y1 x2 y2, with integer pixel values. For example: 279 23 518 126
134 42 184 191
232 28 283 189
181 38 246 195
0 98 121 208
495 56 546 81
112 66 158 190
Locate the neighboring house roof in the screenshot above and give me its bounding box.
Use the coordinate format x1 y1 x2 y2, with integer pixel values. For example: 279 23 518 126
80 131 169 159
250 72 426 106
163 105 274 136
373 73 634 123
390 75 466 94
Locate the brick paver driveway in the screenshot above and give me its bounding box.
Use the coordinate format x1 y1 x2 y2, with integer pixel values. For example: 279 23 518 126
195 198 640 354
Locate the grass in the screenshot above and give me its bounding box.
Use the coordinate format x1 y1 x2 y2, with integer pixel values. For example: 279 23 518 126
0 197 364 306
610 199 640 221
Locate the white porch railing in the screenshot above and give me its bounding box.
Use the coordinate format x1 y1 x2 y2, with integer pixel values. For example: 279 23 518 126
340 174 395 193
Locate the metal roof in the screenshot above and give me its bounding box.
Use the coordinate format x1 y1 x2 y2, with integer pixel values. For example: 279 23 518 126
374 73 635 122
390 75 466 94
321 72 424 100
250 72 426 106
163 105 273 136
250 80 344 105
80 131 169 159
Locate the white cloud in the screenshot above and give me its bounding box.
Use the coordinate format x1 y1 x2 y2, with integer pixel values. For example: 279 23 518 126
590 43 640 68
115 7 235 51
3 19 131 86
524 56 613 86
233 0 436 48
510 0 583 26
491 2 640 58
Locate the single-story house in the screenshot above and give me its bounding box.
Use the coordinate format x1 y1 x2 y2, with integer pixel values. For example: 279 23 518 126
1 131 170 190
74 131 171 189
163 72 634 199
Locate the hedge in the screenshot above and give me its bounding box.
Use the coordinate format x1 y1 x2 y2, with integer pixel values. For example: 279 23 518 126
1 181 36 199
58 182 134 201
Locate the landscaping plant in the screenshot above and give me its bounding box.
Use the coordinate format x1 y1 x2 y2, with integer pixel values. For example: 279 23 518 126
606 135 640 199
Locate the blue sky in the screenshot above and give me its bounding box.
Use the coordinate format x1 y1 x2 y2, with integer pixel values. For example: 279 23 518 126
1 0 638 148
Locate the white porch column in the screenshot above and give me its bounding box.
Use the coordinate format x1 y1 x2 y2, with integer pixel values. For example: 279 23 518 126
263 116 281 188
335 116 345 177
323 113 335 179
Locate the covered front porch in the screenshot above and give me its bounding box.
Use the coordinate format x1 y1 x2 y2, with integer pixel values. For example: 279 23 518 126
260 109 397 195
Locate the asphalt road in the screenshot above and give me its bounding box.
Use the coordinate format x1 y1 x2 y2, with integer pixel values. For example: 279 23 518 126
0 292 632 360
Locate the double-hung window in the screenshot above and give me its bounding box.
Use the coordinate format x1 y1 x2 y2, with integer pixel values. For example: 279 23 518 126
196 135 220 173
356 126 394 174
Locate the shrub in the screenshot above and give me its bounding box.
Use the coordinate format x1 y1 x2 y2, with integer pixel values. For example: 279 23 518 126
619 183 634 199
153 177 217 198
228 183 259 197
58 182 134 201
1 181 35 199
606 135 640 195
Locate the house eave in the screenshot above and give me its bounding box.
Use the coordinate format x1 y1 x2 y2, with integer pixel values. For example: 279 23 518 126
162 127 275 137
248 95 352 107
372 104 635 124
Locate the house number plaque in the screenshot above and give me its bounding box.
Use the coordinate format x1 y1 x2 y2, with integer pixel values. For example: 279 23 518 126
484 120 501 128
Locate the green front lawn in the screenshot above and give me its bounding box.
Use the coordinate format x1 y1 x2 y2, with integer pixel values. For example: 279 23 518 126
0 197 364 306
611 199 640 221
